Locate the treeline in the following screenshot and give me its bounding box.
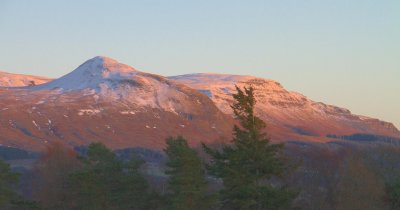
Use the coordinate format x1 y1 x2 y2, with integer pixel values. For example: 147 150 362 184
284 142 400 210
0 86 399 209
2 143 400 210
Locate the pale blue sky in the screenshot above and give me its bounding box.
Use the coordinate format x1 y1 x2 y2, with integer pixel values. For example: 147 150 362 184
0 0 399 128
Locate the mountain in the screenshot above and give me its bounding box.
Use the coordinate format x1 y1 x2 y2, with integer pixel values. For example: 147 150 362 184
1 57 398 151
170 73 400 142
0 57 233 151
0 71 51 87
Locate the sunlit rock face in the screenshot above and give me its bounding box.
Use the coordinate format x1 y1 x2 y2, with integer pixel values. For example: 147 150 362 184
170 73 400 141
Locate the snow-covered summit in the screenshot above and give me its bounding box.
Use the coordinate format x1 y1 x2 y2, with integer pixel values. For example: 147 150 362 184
32 56 138 91
26 56 220 116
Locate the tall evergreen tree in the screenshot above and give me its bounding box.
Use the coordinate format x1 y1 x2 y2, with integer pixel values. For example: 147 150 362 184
67 142 157 210
165 136 212 210
203 86 297 210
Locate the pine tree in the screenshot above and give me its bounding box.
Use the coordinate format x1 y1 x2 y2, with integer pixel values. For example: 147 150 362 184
67 142 157 210
165 136 212 210
203 86 297 210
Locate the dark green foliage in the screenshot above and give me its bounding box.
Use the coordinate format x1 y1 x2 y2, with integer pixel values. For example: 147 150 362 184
203 86 297 210
165 136 212 210
10 199 50 210
0 159 48 210
67 142 159 210
386 179 400 210
0 159 19 208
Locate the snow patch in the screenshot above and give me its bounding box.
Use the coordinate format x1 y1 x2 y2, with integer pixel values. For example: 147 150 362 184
168 107 178 115
78 109 101 116
32 120 40 130
359 115 372 121
120 111 136 115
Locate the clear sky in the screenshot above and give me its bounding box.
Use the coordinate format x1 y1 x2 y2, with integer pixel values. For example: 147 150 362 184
0 0 399 128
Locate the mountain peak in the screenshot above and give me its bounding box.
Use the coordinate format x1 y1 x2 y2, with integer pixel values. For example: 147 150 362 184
78 56 136 74
32 56 138 91
85 56 120 66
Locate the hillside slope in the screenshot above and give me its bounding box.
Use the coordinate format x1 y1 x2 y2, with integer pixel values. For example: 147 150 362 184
0 57 233 151
0 71 51 87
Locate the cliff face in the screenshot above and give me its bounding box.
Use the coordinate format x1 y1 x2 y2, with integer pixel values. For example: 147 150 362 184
170 73 400 141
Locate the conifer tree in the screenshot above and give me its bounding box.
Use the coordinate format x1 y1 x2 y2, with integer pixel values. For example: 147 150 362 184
203 86 297 210
67 142 157 210
165 136 212 210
